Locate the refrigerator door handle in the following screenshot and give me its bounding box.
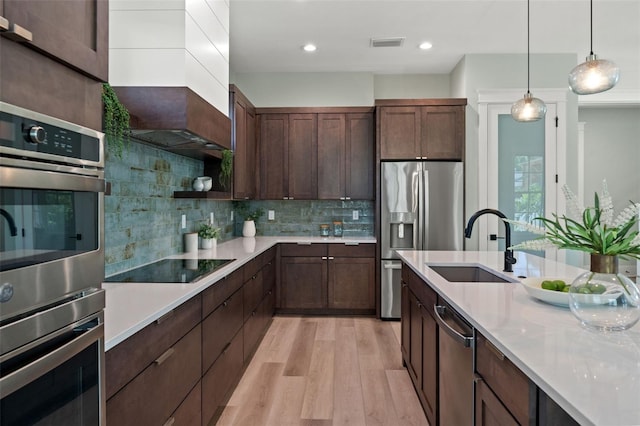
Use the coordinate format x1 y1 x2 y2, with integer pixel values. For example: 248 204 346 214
383 262 402 270
423 168 430 249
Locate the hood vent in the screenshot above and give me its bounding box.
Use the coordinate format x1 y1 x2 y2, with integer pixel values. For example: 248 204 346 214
113 86 231 160
370 37 405 48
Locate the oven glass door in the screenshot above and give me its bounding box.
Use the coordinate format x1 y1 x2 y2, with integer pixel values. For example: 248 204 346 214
0 187 98 271
0 317 104 426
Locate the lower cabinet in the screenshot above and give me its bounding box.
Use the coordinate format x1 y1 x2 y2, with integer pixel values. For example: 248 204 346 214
278 243 375 314
106 247 277 426
401 265 437 426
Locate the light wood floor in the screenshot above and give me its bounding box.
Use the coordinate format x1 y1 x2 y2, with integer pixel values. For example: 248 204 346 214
216 316 429 426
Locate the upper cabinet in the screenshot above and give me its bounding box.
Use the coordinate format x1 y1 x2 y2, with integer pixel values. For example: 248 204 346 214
257 107 374 201
230 85 257 200
377 99 467 161
318 112 374 200
1 0 108 81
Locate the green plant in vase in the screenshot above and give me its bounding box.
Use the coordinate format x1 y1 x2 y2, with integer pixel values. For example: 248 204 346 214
102 83 131 158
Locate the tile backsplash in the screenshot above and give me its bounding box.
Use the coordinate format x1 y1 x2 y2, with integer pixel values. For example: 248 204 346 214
105 141 375 277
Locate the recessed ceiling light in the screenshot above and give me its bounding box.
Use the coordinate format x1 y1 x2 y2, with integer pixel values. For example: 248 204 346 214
303 43 317 52
419 41 433 50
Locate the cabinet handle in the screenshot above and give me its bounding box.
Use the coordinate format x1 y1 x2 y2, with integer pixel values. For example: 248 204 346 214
154 347 175 365
416 301 422 308
402 283 408 288
222 300 229 307
485 339 505 361
297 242 312 245
0 16 9 31
433 305 474 348
340 197 346 200
345 197 351 200
473 374 484 384
4 23 33 42
344 242 360 246
163 417 176 426
221 341 231 355
252 275 257 280
328 256 335 260
252 311 257 316
288 197 294 200
321 256 328 260
155 310 174 325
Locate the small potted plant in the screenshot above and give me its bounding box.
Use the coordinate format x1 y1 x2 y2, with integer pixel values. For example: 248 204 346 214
234 202 264 237
198 222 221 249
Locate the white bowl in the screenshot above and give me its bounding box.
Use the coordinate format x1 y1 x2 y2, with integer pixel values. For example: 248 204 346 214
520 277 572 307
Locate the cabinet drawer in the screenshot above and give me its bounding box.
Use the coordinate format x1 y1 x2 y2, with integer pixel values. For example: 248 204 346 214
106 324 202 426
202 329 244 426
202 288 244 372
476 333 534 425
202 268 244 318
244 269 264 320
243 256 263 282
280 243 327 257
165 381 201 426
404 266 436 308
105 295 201 399
328 243 375 257
260 246 276 268
262 257 276 296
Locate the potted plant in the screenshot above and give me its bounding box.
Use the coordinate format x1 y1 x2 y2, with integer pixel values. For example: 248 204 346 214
219 149 233 191
102 83 131 159
198 222 221 249
507 180 640 331
234 202 264 237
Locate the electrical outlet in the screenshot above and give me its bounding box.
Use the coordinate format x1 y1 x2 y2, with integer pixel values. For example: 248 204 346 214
210 212 215 225
268 210 275 221
230 210 234 221
352 210 359 221
181 214 186 229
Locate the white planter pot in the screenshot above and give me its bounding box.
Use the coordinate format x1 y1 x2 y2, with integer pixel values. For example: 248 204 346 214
201 238 216 250
242 220 256 237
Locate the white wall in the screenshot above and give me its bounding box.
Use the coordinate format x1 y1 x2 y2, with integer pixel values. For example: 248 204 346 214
109 0 230 116
374 74 450 99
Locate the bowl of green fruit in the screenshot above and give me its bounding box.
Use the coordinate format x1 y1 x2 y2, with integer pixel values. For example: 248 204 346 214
520 277 574 307
520 277 622 307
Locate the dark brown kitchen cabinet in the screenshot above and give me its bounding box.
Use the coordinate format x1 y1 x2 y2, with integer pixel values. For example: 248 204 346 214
400 264 438 426
257 112 317 200
230 85 257 200
278 243 375 314
376 99 466 161
475 377 518 426
318 112 374 200
0 0 108 81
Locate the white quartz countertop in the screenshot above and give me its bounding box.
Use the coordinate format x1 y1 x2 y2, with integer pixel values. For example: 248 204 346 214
397 250 640 426
102 236 375 351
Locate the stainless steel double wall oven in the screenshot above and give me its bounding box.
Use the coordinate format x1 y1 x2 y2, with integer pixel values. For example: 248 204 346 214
0 102 106 425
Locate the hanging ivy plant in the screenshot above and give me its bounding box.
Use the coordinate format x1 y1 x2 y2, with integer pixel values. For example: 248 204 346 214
219 149 233 190
102 83 131 158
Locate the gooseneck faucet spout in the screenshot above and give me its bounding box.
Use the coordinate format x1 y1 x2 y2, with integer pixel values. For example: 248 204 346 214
464 209 516 272
0 208 18 237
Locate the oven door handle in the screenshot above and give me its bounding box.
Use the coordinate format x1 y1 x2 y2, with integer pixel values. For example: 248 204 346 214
0 321 103 398
0 165 105 192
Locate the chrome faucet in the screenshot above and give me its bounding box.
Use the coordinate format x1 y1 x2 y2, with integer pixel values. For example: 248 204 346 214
464 209 516 272
0 208 18 237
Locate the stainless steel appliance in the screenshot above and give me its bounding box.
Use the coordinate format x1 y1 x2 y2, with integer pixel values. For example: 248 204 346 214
380 161 463 319
434 299 474 425
0 102 106 425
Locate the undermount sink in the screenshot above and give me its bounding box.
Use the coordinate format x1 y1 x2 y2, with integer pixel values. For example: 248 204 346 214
428 264 515 283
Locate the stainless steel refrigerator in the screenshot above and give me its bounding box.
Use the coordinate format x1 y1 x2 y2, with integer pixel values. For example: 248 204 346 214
380 161 464 319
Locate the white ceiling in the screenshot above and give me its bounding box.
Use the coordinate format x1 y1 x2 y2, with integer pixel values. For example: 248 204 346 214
229 0 640 94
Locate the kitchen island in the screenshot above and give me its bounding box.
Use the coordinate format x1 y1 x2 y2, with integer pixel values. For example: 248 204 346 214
398 250 640 426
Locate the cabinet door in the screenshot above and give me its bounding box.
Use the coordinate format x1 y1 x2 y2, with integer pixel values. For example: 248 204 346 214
259 114 288 199
2 0 108 81
233 97 257 199
317 113 346 200
475 378 519 426
421 105 464 160
379 106 421 160
420 302 437 426
288 113 318 199
401 281 411 363
327 257 375 310
345 112 374 200
280 257 327 309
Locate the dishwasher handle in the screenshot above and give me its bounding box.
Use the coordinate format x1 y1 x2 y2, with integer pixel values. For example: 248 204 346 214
434 305 474 347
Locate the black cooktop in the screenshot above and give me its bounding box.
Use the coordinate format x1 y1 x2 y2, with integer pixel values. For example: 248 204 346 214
104 258 235 283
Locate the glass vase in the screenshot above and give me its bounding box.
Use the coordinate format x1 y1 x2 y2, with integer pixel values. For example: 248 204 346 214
569 254 640 331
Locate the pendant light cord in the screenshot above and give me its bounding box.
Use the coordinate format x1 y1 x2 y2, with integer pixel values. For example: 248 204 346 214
589 0 594 55
527 0 531 95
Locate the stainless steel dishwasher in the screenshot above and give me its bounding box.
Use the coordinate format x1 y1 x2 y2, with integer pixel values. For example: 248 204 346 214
434 299 475 425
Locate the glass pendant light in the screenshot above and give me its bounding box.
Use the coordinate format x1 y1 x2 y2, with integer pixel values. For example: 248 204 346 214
568 0 620 95
511 0 546 122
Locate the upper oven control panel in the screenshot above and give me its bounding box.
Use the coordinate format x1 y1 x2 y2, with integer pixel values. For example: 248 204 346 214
0 102 104 169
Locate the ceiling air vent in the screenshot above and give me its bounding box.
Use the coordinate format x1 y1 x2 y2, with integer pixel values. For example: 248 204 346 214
370 37 405 48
